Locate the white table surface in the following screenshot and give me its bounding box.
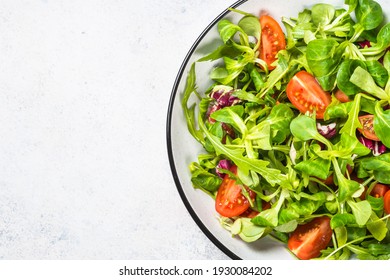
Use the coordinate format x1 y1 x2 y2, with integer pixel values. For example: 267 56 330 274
0 0 238 259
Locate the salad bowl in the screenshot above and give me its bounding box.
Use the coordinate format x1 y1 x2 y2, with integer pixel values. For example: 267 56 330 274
167 0 390 260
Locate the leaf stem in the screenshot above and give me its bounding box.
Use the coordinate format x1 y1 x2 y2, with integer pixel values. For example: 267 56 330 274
324 235 374 260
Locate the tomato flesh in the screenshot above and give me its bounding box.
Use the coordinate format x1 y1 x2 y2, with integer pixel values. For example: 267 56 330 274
288 216 332 260
384 190 390 215
215 166 255 217
286 71 332 119
259 15 286 70
334 89 350 103
358 115 380 141
371 183 390 198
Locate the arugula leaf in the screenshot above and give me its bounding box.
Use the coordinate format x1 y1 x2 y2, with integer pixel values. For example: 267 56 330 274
347 226 367 242
216 56 248 84
233 90 263 104
339 93 362 136
367 243 390 256
198 114 282 186
251 189 289 227
246 121 272 150
247 63 265 91
265 103 294 143
323 132 370 159
211 105 246 135
259 50 290 96
182 63 205 145
333 158 362 202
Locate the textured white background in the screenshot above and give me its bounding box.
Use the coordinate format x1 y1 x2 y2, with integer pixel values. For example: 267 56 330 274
0 0 235 259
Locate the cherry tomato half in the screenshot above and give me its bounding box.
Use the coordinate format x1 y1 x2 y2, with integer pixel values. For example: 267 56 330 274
334 89 350 103
286 71 332 119
259 15 286 70
288 216 332 260
384 190 390 215
215 166 256 217
358 115 380 141
371 183 390 198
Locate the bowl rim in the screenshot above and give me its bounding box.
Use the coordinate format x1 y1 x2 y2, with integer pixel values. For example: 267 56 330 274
166 0 249 260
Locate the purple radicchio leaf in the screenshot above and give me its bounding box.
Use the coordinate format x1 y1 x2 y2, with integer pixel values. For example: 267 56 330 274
221 123 236 140
357 40 371 49
316 122 337 139
216 159 232 178
206 102 221 124
207 85 239 123
210 85 238 107
358 134 386 156
358 134 374 150
373 141 387 156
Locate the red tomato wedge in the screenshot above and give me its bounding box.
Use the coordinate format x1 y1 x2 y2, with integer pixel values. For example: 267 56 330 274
259 15 286 70
215 166 255 217
334 89 350 103
286 71 332 119
288 217 332 260
358 115 380 141
384 190 390 215
371 183 390 198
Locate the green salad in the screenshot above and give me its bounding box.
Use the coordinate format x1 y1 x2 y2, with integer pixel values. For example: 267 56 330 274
182 0 390 260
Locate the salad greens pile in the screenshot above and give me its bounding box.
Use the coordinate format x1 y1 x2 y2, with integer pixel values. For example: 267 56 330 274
182 0 390 260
